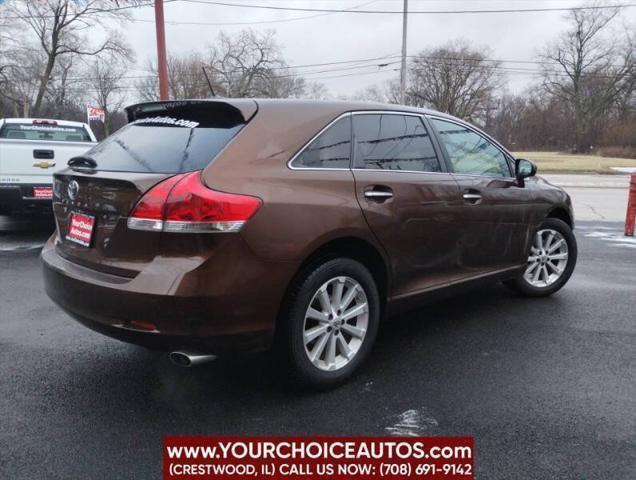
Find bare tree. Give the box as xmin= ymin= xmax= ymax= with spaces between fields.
xmin=86 ymin=54 xmax=132 ymax=136
xmin=167 ymin=53 xmax=217 ymax=99
xmin=541 ymin=3 xmax=635 ymax=151
xmin=0 ymin=47 xmax=45 ymax=117
xmin=5 ymin=0 xmax=132 ymax=116
xmin=136 ymin=53 xmax=218 ymax=101
xmin=353 ymin=80 xmax=401 ymax=104
xmin=305 ymin=82 xmax=330 ymax=101
xmin=261 ymin=72 xmax=306 ymax=98
xmin=352 ymin=83 xmax=390 ymax=103
xmin=0 ymin=9 xmax=16 ymax=94
xmin=46 ymin=57 xmax=80 ymax=113
xmin=487 ymin=90 xmax=571 ymax=150
xmin=134 ymin=61 xmax=160 ymax=102
xmin=0 ymin=8 xmax=31 ymax=116
xmin=136 ymin=31 xmax=322 ymax=101
xmin=208 ymin=30 xmax=305 ymax=98
xmin=407 ymin=41 xmax=503 ymax=122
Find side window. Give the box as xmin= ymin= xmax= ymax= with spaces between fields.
xmin=353 ymin=114 xmax=441 ymax=172
xmin=291 ymin=116 xmax=351 ymax=169
xmin=430 ymin=118 xmax=511 ymax=177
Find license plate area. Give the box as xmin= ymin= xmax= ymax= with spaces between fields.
xmin=66 ymin=212 xmax=95 ymax=247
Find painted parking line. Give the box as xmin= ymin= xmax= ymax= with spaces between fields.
xmin=580 ymin=229 xmax=636 ymax=249
xmin=577 ymin=226 xmax=624 ymax=230
xmin=0 ymin=216 xmax=53 ymax=252
xmin=0 ymin=234 xmax=49 ymax=252
xmin=385 ymin=408 xmax=439 ymax=437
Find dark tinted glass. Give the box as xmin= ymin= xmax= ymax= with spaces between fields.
xmin=353 ymin=114 xmax=441 ymax=172
xmin=292 ymin=116 xmax=351 ymax=169
xmin=431 ymin=118 xmax=510 ymax=177
xmin=0 ymin=123 xmax=91 ymax=142
xmin=83 ymin=122 xmax=242 ymax=173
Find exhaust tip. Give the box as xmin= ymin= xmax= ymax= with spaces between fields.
xmin=169 ymin=351 xmax=192 ymax=367
xmin=169 ymin=350 xmax=216 ymax=367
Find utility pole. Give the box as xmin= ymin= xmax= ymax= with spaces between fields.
xmin=154 ymin=0 xmax=169 ymax=100
xmin=399 ymin=0 xmax=408 ymax=104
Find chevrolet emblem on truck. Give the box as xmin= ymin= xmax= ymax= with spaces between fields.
xmin=33 ymin=160 xmax=57 ymax=169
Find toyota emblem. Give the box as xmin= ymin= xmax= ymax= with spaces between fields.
xmin=67 ymin=180 xmax=80 ymax=200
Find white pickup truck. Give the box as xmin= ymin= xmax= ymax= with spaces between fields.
xmin=0 ymin=118 xmax=96 ymax=216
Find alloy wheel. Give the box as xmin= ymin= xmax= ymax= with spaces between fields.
xmin=303 ymin=276 xmax=369 ymax=371
xmin=524 ymin=228 xmax=569 ymax=288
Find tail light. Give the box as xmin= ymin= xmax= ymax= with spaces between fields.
xmin=127 ymin=171 xmax=262 ymax=233
xmin=32 ymin=119 xmax=58 ymax=125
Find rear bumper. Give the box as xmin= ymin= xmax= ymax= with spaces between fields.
xmin=0 ymin=183 xmax=52 ymax=215
xmin=41 ymin=235 xmax=300 ymax=355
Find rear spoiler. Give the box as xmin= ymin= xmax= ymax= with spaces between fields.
xmin=125 ymin=100 xmax=258 ymax=128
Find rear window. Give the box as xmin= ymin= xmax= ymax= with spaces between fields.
xmin=291 ymin=116 xmax=351 ymax=169
xmin=0 ymin=123 xmax=91 ymax=142
xmin=82 ymin=103 xmax=246 ymax=173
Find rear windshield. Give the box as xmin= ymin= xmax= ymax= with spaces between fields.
xmin=0 ymin=123 xmax=91 ymax=142
xmin=82 ymin=113 xmax=244 ymax=173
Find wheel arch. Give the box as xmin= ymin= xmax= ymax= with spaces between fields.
xmin=275 ymin=236 xmax=390 ymax=336
xmin=301 ymin=236 xmax=389 ymax=298
xmin=546 ymin=207 xmax=573 ymax=228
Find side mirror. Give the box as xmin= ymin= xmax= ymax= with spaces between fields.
xmin=515 ymin=158 xmax=537 ymax=185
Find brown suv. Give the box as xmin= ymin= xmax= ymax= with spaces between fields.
xmin=42 ymin=99 xmax=577 ymax=388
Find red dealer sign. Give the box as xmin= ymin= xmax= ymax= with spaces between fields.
xmin=163 ymin=436 xmax=474 ymax=479
xmin=65 ymin=213 xmax=95 ymax=247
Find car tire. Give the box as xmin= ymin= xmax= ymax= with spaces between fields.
xmin=279 ymin=258 xmax=380 ymax=390
xmin=505 ymin=217 xmax=577 ymax=297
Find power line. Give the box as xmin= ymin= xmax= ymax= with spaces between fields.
xmin=61 ymin=65 xmax=626 ymax=93
xmin=258 ymin=53 xmax=628 ymax=73
xmin=126 ymin=0 xmax=379 ymax=26
xmin=175 ymin=0 xmax=636 ymax=14
xmin=29 ymin=60 xmax=628 ymax=98
xmin=5 ymin=0 xmax=632 ymax=23
xmin=39 ymin=48 xmax=631 ymax=83
xmin=304 ymin=68 xmax=400 ymax=81
xmin=57 ymin=57 xmax=403 ymax=82
xmin=83 ymin=66 xmax=401 ymax=88
xmin=118 ymin=1 xmax=636 ymax=27
xmin=250 ymin=0 xmax=589 ymax=1
xmin=200 ymin=60 xmax=401 ymax=80
xmin=0 ymin=0 xmax=179 ymax=21
xmin=410 ymin=54 xmax=628 ymax=69
xmin=294 ymin=52 xmax=402 ymax=69
xmin=0 ymin=0 xmax=379 ymax=27
xmin=57 ymin=58 xmax=628 ymax=84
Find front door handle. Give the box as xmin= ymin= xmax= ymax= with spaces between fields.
xmin=364 ymin=191 xmax=393 ymax=199
xmin=463 ymin=193 xmax=482 ymax=204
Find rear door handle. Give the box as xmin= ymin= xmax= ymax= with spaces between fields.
xmin=364 ymin=186 xmax=393 ymax=202
xmin=463 ymin=193 xmax=482 ymax=204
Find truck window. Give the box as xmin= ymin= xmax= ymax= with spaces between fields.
xmin=0 ymin=123 xmax=92 ymax=142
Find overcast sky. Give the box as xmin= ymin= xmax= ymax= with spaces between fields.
xmin=119 ymin=0 xmax=631 ymax=98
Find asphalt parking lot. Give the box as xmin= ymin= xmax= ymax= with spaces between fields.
xmin=542 ymin=173 xmax=631 ymax=222
xmin=1 ymin=218 xmax=634 ymax=480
